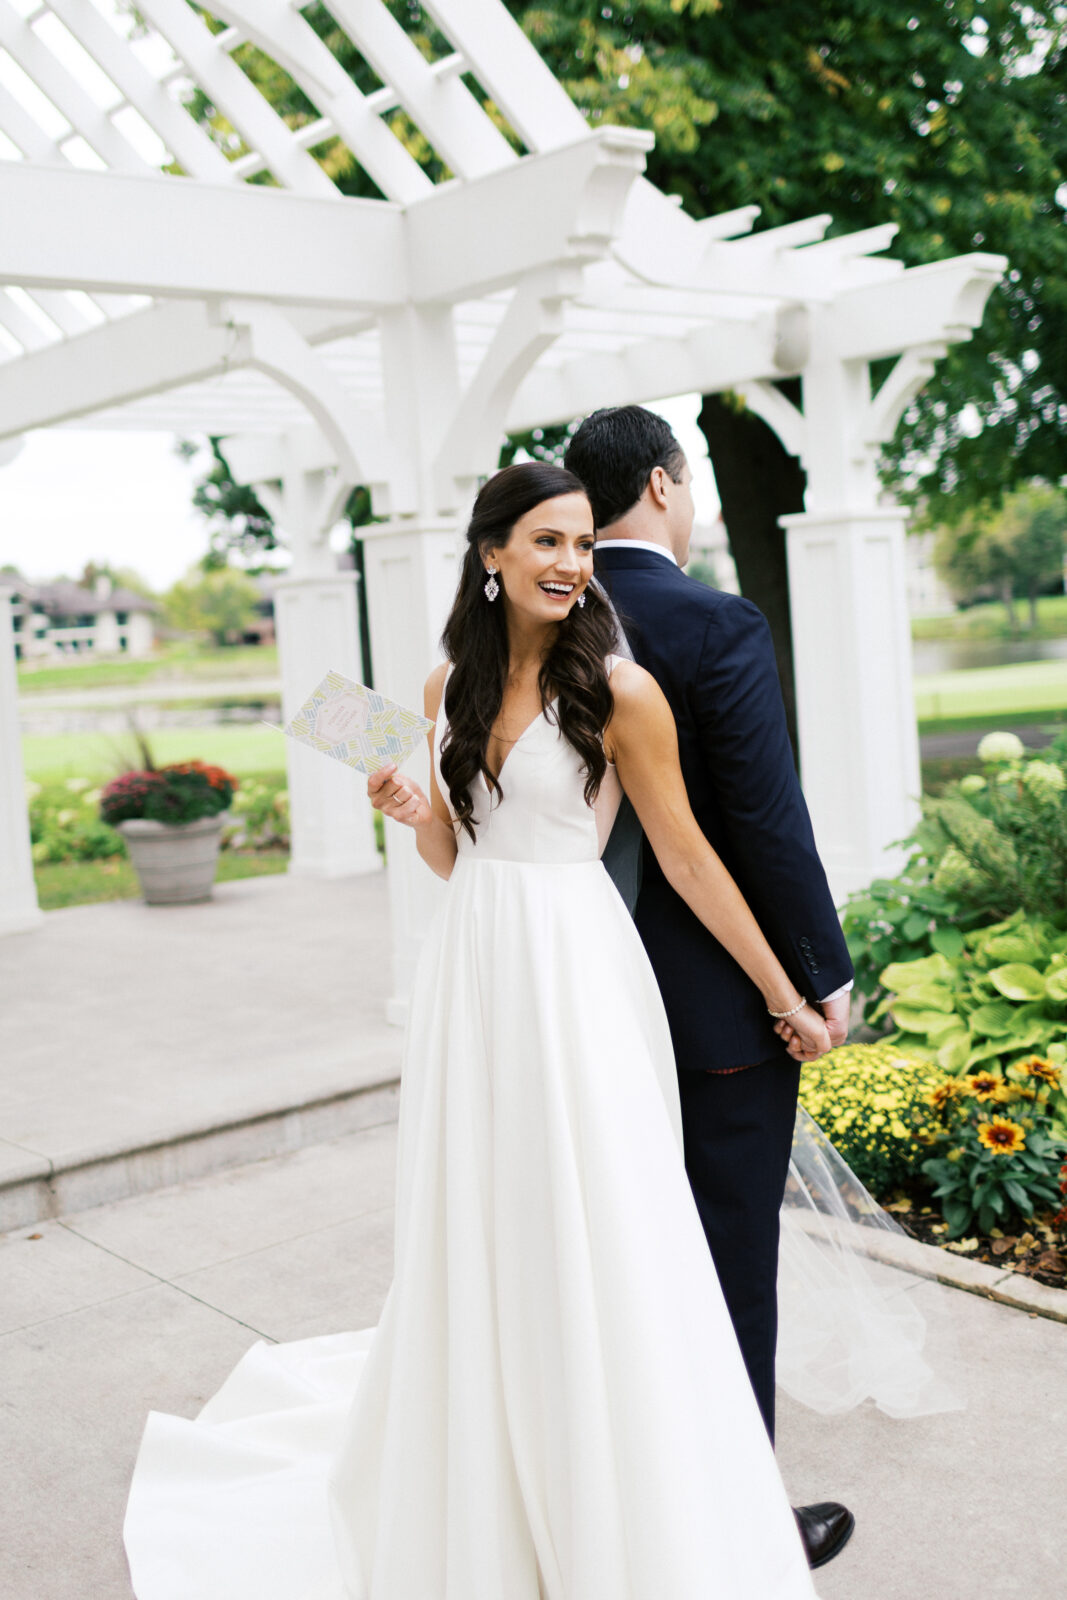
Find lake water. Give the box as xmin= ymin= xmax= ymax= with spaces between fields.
xmin=911 ymin=638 xmax=1067 ymax=675
xmin=19 ymin=700 xmax=280 ymax=737
xmin=18 ymin=636 xmax=1067 ymax=737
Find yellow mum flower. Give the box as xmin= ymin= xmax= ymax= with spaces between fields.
xmin=977 ymin=1117 xmax=1026 ymax=1155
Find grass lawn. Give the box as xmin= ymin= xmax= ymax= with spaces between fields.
xmin=34 ymin=849 xmax=290 ymax=910
xmin=22 ymin=725 xmax=287 ymax=782
xmin=17 ymin=642 xmax=278 ymax=694
xmin=913 ymin=658 xmax=1067 ymax=722
xmin=911 ymin=594 xmax=1067 ymax=642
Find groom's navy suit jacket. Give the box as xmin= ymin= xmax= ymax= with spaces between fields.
xmin=595 ymin=546 xmax=853 ymax=1073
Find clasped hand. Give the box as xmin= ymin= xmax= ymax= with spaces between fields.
xmin=368 ymin=762 xmax=432 ymax=828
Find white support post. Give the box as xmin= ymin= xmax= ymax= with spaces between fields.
xmin=359 ymin=517 xmax=460 ymax=1023
xmin=781 ymin=508 xmax=921 ymax=902
xmin=0 ymin=588 xmax=42 ymax=935
xmin=247 ymin=456 xmax=382 ymax=881
xmin=272 ymin=570 xmax=382 ymax=878
xmin=769 ymin=336 xmax=926 ymax=904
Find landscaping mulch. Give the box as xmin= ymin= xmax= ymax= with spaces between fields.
xmin=885 ymin=1193 xmax=1067 ymax=1291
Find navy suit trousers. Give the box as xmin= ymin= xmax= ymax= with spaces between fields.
xmin=676 ymin=1057 xmax=801 ymax=1444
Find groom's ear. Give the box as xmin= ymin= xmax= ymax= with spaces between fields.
xmin=647 ymin=467 xmax=671 ymax=510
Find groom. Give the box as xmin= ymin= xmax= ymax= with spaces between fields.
xmin=565 ymin=406 xmax=856 ymax=1572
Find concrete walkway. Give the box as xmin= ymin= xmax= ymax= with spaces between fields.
xmin=2 ymin=879 xmax=1064 ymax=1598
xmin=2 ymin=1118 xmax=1064 ymax=1600
xmin=0 ymin=873 xmax=400 ymax=1228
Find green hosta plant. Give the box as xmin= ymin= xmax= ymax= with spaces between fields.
xmin=921 ymin=1058 xmax=1066 ymax=1237
xmin=842 ymin=738 xmax=1067 ymax=1023
xmin=875 ymin=913 xmax=1067 ymax=1129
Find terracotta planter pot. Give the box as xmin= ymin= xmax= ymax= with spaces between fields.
xmin=118 ymin=814 xmax=228 ymax=905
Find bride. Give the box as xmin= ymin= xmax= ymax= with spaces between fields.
xmin=124 ymin=461 xmax=831 ymax=1599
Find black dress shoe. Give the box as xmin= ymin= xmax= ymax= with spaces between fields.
xmin=793 ymin=1502 xmax=855 ymax=1569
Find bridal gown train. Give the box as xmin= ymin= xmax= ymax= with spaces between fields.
xmin=124 ymin=664 xmax=816 ymax=1600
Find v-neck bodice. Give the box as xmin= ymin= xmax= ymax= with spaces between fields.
xmin=435 ymin=661 xmax=624 ymax=864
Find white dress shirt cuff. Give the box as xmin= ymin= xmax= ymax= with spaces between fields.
xmin=819 ymin=981 xmax=854 ymax=1004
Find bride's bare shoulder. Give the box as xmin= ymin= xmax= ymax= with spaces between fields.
xmin=424 ymin=660 xmax=450 ymax=718
xmin=608 ymin=658 xmax=662 ymax=711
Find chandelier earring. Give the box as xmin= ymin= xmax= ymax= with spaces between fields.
xmin=483 ymin=565 xmax=499 ymax=603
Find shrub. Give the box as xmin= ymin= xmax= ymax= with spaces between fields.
xmin=222 ymin=776 xmax=289 ymax=851
xmin=100 ymin=760 xmax=237 ymax=827
xmin=28 ymin=779 xmax=124 ymax=865
xmin=875 ymin=914 xmax=1067 ymax=1119
xmin=842 ymin=736 xmax=1067 ymax=1021
xmin=798 ymin=1042 xmax=942 ymax=1196
xmin=922 ymin=1058 xmax=1066 ymax=1237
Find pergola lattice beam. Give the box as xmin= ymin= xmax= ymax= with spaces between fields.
xmin=507 ymin=313 xmax=782 ymax=431
xmin=304 ymin=0 xmax=515 ymax=180
xmin=420 ymin=0 xmax=588 ymax=153
xmin=0 ymin=299 xmax=235 ymax=438
xmin=826 ymin=254 xmax=1007 ymax=362
xmin=0 ymin=0 xmax=151 ymax=173
xmin=44 ymin=0 xmax=238 ymax=183
xmin=133 ymin=0 xmax=340 ymax=197
xmin=0 ymin=163 xmax=405 ymax=306
xmin=201 ymin=0 xmax=435 ymax=203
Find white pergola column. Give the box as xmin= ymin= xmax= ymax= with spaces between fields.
xmin=742 ymin=338 xmax=938 ymax=901
xmin=246 ymin=454 xmax=381 ymax=880
xmin=359 ymin=518 xmax=460 ymax=1022
xmin=782 ymin=508 xmax=920 ymax=899
xmin=272 ymin=570 xmax=382 ymax=878
xmin=0 ymin=588 xmax=42 ymax=935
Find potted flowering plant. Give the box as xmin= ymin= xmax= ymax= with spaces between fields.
xmin=100 ymin=761 xmax=238 ymax=904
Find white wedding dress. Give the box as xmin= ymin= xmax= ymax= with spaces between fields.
xmin=124 ymin=663 xmax=816 ymax=1600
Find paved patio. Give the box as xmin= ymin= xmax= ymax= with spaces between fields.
xmin=1 ymin=878 xmax=1064 ymax=1598
xmin=0 ymin=872 xmax=400 ymax=1228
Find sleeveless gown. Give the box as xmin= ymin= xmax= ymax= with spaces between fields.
xmin=124 ymin=665 xmax=816 ymax=1600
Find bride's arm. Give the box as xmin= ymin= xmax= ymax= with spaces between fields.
xmin=605 ymin=661 xmax=830 ymax=1060
xmin=367 ymin=663 xmax=458 ymax=880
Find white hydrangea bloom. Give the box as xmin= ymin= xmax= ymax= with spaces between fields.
xmin=958 ymin=774 xmax=987 ymax=795
xmin=1022 ymin=760 xmax=1067 ymax=802
xmin=976 ymin=731 xmax=1026 ymax=763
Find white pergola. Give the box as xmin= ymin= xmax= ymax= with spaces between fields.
xmin=0 ymin=0 xmax=1005 ymax=1013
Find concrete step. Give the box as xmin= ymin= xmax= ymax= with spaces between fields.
xmin=0 ymin=1075 xmax=399 ymax=1233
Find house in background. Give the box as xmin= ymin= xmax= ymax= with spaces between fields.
xmin=7 ymin=573 xmax=158 ymax=662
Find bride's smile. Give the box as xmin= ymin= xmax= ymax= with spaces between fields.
xmin=484 ymin=490 xmax=595 ymax=624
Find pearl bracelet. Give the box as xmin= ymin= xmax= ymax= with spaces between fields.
xmin=767 ymin=997 xmax=807 ymax=1020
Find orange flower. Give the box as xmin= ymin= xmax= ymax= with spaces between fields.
xmin=977 ymin=1117 xmax=1026 ymax=1155
xmin=928 ymin=1079 xmax=966 ymax=1111
xmin=1022 ymin=1057 xmax=1062 ymax=1089
xmin=966 ymin=1072 xmax=1009 ymax=1103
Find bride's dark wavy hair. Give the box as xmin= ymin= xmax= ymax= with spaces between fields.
xmin=440 ymin=462 xmax=618 ymax=840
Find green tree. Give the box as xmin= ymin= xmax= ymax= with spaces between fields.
xmin=934 ymin=484 xmax=1067 ymax=631
xmin=506 ymin=0 xmax=1067 ymax=739
xmin=174 ymin=3 xmax=1067 ymax=734
xmin=165 ymin=566 xmax=261 ymax=646
xmin=78 ymin=561 xmax=157 ymax=601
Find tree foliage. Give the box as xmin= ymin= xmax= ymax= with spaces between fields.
xmin=508 ymin=0 xmax=1067 ymax=519
xmin=164 ymin=565 xmax=261 ymax=646
xmin=933 ymin=484 xmax=1067 ymax=628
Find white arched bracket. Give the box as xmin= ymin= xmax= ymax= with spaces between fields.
xmin=865 ymin=343 xmax=946 ymax=450
xmin=213 ymin=300 xmax=388 ymax=492
xmin=434 ymin=263 xmax=582 ymax=508
xmin=734 ymin=379 xmax=807 ymax=462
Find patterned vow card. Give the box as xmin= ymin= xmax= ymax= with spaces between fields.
xmin=276 ymin=669 xmax=433 ymax=775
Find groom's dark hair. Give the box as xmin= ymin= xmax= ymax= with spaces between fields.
xmin=564 ymin=406 xmax=686 ymax=530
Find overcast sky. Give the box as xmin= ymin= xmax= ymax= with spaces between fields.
xmin=0 ymin=396 xmax=721 ymax=593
